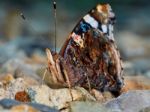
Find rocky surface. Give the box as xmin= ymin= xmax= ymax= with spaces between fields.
xmin=122 ymin=76 xmax=150 ymax=92
xmin=139 ymin=106 xmax=150 ymax=112
xmin=29 ymin=85 xmax=97 ymax=110
xmin=69 ymin=90 xmax=150 ymax=112
xmin=0 ymin=38 xmax=51 ymax=64
xmin=0 ymin=73 xmax=150 ymax=112
xmin=0 ymin=77 xmax=27 ymax=100
xmin=105 ymin=90 xmax=150 ymax=112
xmin=0 ymin=76 xmax=98 ymax=111
xmin=1 ymin=58 xmax=44 ymax=81
xmin=0 ymin=99 xmax=58 ymax=112
xmin=70 ymin=101 xmax=110 ymax=112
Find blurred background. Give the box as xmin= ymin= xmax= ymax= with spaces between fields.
xmin=0 ymin=0 xmax=150 ymax=78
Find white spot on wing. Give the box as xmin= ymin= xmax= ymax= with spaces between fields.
xmin=83 ymin=14 xmax=98 ymax=29
xmin=101 ymin=24 xmax=107 ymax=33
xmin=108 ymin=24 xmax=114 ymax=41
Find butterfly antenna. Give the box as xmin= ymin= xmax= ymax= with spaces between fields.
xmin=53 ymin=0 xmax=57 ymax=52
xmin=20 ymin=13 xmax=26 ymax=20
xmin=20 ymin=12 xmax=38 ymax=36
xmin=20 ymin=12 xmax=48 ymax=86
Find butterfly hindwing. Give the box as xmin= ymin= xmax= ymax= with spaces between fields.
xmin=59 ymin=4 xmax=123 ymax=93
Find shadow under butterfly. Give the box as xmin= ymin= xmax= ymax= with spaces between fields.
xmin=46 ymin=4 xmax=124 ymax=96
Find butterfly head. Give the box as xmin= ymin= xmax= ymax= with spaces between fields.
xmin=95 ymin=4 xmax=116 ymax=24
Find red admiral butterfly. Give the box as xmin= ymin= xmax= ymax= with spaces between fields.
xmin=46 ymin=4 xmax=124 ymax=94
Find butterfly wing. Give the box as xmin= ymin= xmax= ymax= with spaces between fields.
xmin=59 ymin=4 xmax=123 ymax=92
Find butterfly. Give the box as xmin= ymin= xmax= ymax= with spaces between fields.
xmin=46 ymin=4 xmax=124 ymax=95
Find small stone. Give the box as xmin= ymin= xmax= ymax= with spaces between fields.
xmin=121 ymin=76 xmax=150 ymax=92
xmin=26 ymin=85 xmax=96 ymax=110
xmin=91 ymin=89 xmax=114 ymax=103
xmin=91 ymin=89 xmax=105 ymax=102
xmin=74 ymin=87 xmax=96 ymax=101
xmin=70 ymin=101 xmax=110 ymax=112
xmin=11 ymin=104 xmax=39 ymax=112
xmin=27 ymin=85 xmax=52 ymax=106
xmin=6 ymin=78 xmax=28 ymax=99
xmin=49 ymin=87 xmax=82 ymax=109
xmin=105 ymin=90 xmax=150 ymax=112
xmin=49 ymin=87 xmax=97 ymax=109
xmin=0 ymin=99 xmax=20 ymax=108
xmin=1 ymin=58 xmax=42 ymax=82
xmin=2 ymin=74 xmax=14 ymax=83
xmin=139 ymin=106 xmax=150 ymax=112
xmin=0 ymin=74 xmax=14 ymax=86
xmin=15 ymin=91 xmax=31 ymax=102
xmin=0 ymin=99 xmax=58 ymax=112
xmin=0 ymin=88 xmax=6 ymax=100
xmin=14 ymin=70 xmax=40 ymax=86
xmin=103 ymin=91 xmax=114 ymax=101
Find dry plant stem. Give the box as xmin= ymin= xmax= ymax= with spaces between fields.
xmin=63 ymin=69 xmax=73 ymax=101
